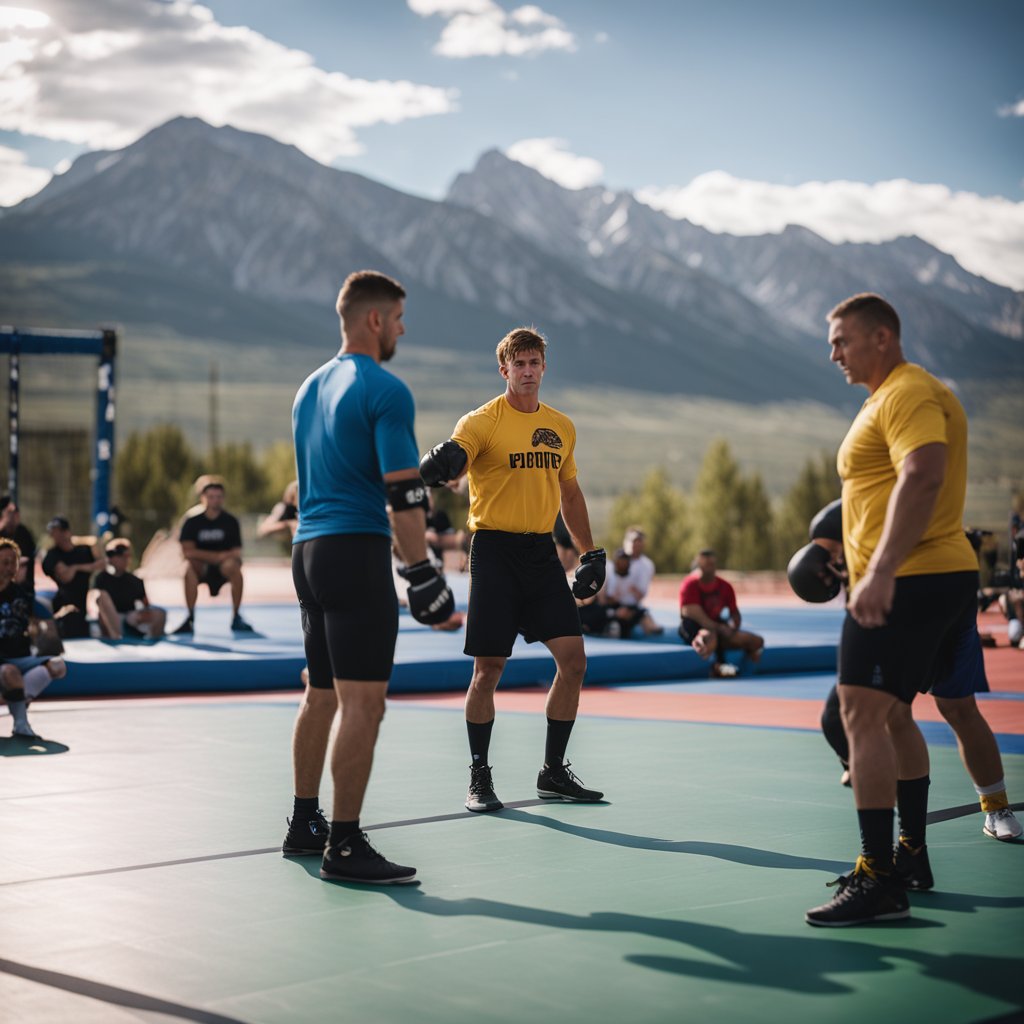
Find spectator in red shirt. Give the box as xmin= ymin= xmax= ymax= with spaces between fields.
xmin=678 ymin=549 xmax=764 ymax=677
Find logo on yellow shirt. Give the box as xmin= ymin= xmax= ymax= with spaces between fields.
xmin=531 ymin=428 xmax=563 ymax=449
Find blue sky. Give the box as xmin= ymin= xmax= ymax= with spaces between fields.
xmin=1 ymin=0 xmax=1022 ymax=286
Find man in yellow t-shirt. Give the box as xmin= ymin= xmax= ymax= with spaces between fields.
xmin=806 ymin=293 xmax=980 ymax=929
xmin=419 ymin=327 xmax=607 ymax=813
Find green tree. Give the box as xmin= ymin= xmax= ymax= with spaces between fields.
xmin=605 ymin=467 xmax=692 ymax=573
xmin=690 ymin=439 xmax=744 ymax=567
xmin=202 ymin=442 xmax=270 ymax=512
xmin=115 ymin=424 xmax=199 ymax=550
xmin=775 ymin=451 xmax=841 ymax=565
xmin=732 ymin=471 xmax=776 ymax=570
xmin=260 ymin=440 xmax=298 ymax=507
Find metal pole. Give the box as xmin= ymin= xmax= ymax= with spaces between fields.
xmin=8 ymin=347 xmax=19 ymax=504
xmin=92 ymin=329 xmax=117 ymax=533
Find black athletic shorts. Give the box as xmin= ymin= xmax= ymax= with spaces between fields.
xmin=291 ymin=534 xmax=398 ymax=685
xmin=200 ymin=563 xmax=227 ymax=597
xmin=465 ymin=530 xmax=582 ymax=658
xmin=838 ymin=570 xmax=978 ymax=704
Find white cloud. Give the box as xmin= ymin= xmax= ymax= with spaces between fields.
xmin=408 ymin=0 xmax=575 ymax=58
xmin=998 ymin=98 xmax=1024 ymax=117
xmin=506 ymin=137 xmax=603 ymax=190
xmin=637 ymin=172 xmax=1024 ymax=291
xmin=0 ymin=142 xmax=51 ymax=203
xmin=0 ymin=0 xmax=457 ymax=163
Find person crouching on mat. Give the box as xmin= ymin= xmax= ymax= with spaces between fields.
xmin=420 ymin=327 xmax=606 ymax=814
xmin=0 ymin=538 xmax=67 ymax=738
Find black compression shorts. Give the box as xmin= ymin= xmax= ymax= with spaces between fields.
xmin=465 ymin=530 xmax=582 ymax=658
xmin=291 ymin=534 xmax=398 ymax=685
xmin=200 ymin=563 xmax=227 ymax=597
xmin=838 ymin=570 xmax=978 ymax=704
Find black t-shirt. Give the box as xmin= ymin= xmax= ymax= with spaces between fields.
xmin=179 ymin=510 xmax=243 ymax=552
xmin=92 ymin=570 xmax=147 ymax=613
xmin=41 ymin=543 xmax=96 ymax=611
xmin=0 ymin=581 xmax=33 ymax=659
xmin=1 ymin=523 xmax=36 ymax=596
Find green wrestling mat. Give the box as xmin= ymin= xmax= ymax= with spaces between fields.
xmin=2 ymin=697 xmax=1022 ymax=1024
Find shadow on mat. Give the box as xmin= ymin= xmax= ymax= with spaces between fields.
xmin=369 ymin=889 xmax=1022 ymax=1004
xmin=0 ymin=735 xmax=69 ymax=756
xmin=496 ymin=808 xmax=849 ymax=874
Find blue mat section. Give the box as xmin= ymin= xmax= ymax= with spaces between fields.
xmin=46 ymin=603 xmax=844 ymax=698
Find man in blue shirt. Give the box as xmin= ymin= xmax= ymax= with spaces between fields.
xmin=284 ymin=270 xmax=453 ymax=885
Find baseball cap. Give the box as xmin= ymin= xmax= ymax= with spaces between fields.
xmin=47 ymin=515 xmax=71 ymax=531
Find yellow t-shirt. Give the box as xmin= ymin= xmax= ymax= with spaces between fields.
xmin=451 ymin=395 xmax=578 ymax=534
xmin=837 ymin=362 xmax=976 ymax=588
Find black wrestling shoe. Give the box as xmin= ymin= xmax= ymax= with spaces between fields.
xmin=231 ymin=613 xmax=256 ymax=633
xmin=282 ymin=808 xmax=330 ymax=856
xmin=171 ymin=615 xmax=194 ymax=635
xmin=320 ymin=832 xmax=417 ymax=885
xmin=465 ymin=764 xmax=503 ymax=813
xmin=892 ymin=837 xmax=934 ymax=891
xmin=537 ymin=762 xmax=604 ymax=802
xmin=806 ymin=857 xmax=910 ymax=927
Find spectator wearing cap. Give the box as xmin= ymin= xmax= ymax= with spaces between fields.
xmin=622 ymin=526 xmax=665 ymax=636
xmin=173 ymin=476 xmax=253 ymax=634
xmin=678 ymin=548 xmax=764 ymax=677
xmin=40 ymin=516 xmax=105 ymax=639
xmin=91 ymin=539 xmax=166 ymax=641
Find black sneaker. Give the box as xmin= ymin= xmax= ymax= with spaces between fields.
xmin=466 ymin=764 xmax=503 ymax=813
xmin=537 ymin=762 xmax=604 ymax=802
xmin=282 ymin=808 xmax=330 ymax=856
xmin=123 ymin=621 xmax=146 ymax=639
xmin=892 ymin=837 xmax=934 ymax=891
xmin=320 ymin=832 xmax=417 ymax=885
xmin=806 ymin=857 xmax=910 ymax=927
xmin=231 ymin=614 xmax=256 ymax=633
xmin=171 ymin=616 xmax=194 ymax=635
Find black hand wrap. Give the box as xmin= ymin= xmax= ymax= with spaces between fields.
xmin=787 ymin=542 xmax=842 ymax=603
xmin=419 ymin=440 xmax=467 ymax=487
xmin=809 ymin=498 xmax=842 ymax=543
xmin=399 ymin=560 xmax=455 ymax=625
xmin=572 ymin=548 xmax=607 ymax=599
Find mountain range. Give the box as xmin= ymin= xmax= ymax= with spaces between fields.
xmin=1 ymin=116 xmax=1020 ymax=415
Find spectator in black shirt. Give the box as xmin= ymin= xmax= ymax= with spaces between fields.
xmin=0 ymin=538 xmax=67 ymax=738
xmin=41 ymin=516 xmax=104 ymax=639
xmin=0 ymin=495 xmax=36 ymax=596
xmin=173 ymin=476 xmax=253 ymax=634
xmin=91 ymin=539 xmax=167 ymax=641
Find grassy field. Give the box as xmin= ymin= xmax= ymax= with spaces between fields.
xmin=6 ymin=326 xmax=1020 ymax=533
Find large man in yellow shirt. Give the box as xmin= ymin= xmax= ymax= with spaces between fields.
xmin=806 ymin=294 xmax=979 ymax=928
xmin=420 ymin=327 xmax=607 ymax=813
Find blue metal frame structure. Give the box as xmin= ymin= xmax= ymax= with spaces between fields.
xmin=0 ymin=326 xmax=117 ymax=533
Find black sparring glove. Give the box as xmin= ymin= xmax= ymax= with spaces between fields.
xmin=787 ymin=542 xmax=842 ymax=603
xmin=572 ymin=548 xmax=607 ymax=599
xmin=419 ymin=440 xmax=468 ymax=487
xmin=399 ymin=560 xmax=455 ymax=625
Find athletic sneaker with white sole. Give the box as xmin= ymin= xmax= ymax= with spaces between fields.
xmin=465 ymin=764 xmax=503 ymax=813
xmin=320 ymin=832 xmax=416 ymax=885
xmin=984 ymin=808 xmax=1023 ymax=841
xmin=806 ymin=857 xmax=910 ymax=927
xmin=537 ymin=762 xmax=604 ymax=802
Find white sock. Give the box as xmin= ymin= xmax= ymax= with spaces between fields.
xmin=974 ymin=778 xmax=1007 ymax=796
xmin=22 ymin=665 xmax=52 ymax=700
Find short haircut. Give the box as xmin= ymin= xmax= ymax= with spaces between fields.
xmin=336 ymin=270 xmax=406 ymax=321
xmin=827 ymin=293 xmax=901 ymax=339
xmin=105 ymin=538 xmax=132 ymax=555
xmin=194 ymin=474 xmax=226 ymax=496
xmin=0 ymin=536 xmax=20 ymax=557
xmin=496 ymin=327 xmax=547 ymax=367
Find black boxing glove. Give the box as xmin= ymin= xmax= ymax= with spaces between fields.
xmin=787 ymin=542 xmax=842 ymax=603
xmin=572 ymin=548 xmax=607 ymax=599
xmin=419 ymin=440 xmax=467 ymax=487
xmin=399 ymin=560 xmax=455 ymax=624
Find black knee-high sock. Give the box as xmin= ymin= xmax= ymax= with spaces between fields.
xmin=467 ymin=719 xmax=494 ymax=766
xmin=857 ymin=808 xmax=894 ymax=871
xmin=545 ymin=718 xmax=575 ymax=768
xmin=897 ymin=775 xmax=930 ymax=848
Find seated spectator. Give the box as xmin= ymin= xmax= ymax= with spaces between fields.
xmin=678 ymin=548 xmax=764 ymax=677
xmin=622 ymin=526 xmax=665 ymax=636
xmin=41 ymin=516 xmax=105 ymax=639
xmin=0 ymin=495 xmax=36 ymax=595
xmin=257 ymin=480 xmax=299 ymax=542
xmin=91 ymin=539 xmax=167 ymax=641
xmin=173 ymin=476 xmax=253 ymax=634
xmin=0 ymin=537 xmax=67 ymax=738
xmin=1000 ymin=513 xmax=1024 ymax=650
